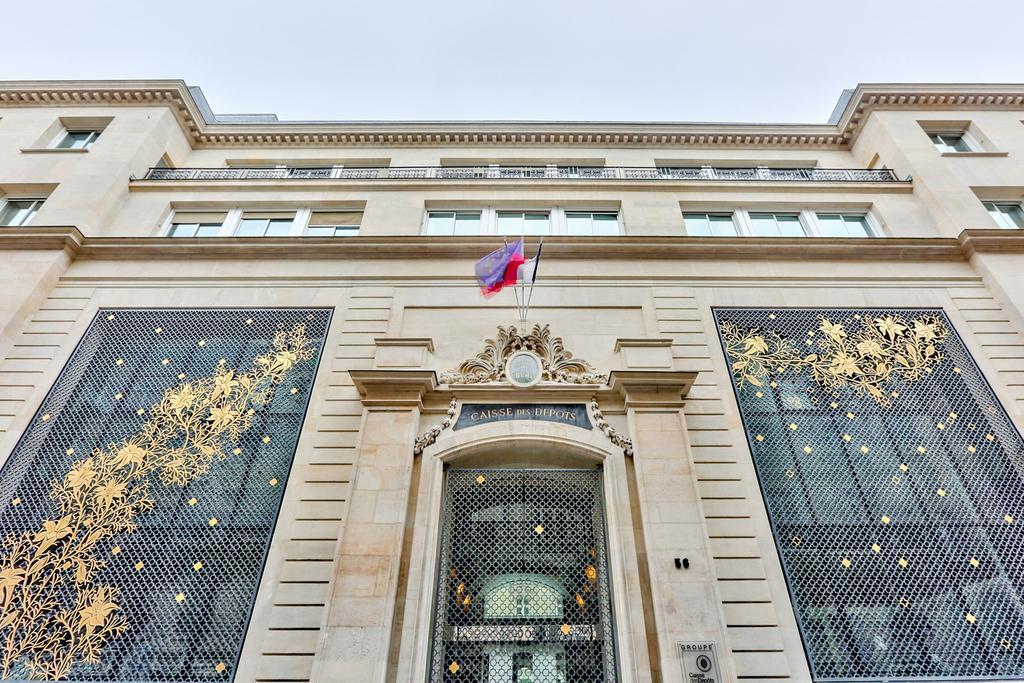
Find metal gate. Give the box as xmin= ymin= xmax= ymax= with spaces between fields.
xmin=716 ymin=308 xmax=1024 ymax=680
xmin=428 ymin=468 xmax=618 ymax=682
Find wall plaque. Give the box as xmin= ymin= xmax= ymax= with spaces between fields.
xmin=453 ymin=403 xmax=592 ymax=431
xmin=678 ymin=641 xmax=721 ymax=683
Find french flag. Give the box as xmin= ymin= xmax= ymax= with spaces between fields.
xmin=475 ymin=239 xmax=542 ymax=297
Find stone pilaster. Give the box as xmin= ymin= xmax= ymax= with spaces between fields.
xmin=313 ymin=370 xmax=436 ymax=682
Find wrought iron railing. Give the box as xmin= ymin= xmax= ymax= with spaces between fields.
xmin=141 ymin=165 xmax=904 ymax=183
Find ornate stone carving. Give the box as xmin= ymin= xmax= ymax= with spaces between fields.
xmin=440 ymin=325 xmax=606 ymax=385
xmin=591 ymin=398 xmax=633 ymax=457
xmin=413 ymin=398 xmax=458 ymax=455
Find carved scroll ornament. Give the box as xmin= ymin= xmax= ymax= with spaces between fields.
xmin=440 ymin=324 xmax=606 ymax=385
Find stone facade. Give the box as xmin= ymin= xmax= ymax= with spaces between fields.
xmin=0 ymin=80 xmax=1023 ymax=682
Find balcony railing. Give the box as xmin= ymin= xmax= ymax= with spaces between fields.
xmin=141 ymin=165 xmax=904 ymax=183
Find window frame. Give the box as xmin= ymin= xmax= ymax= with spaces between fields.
xmin=163 ymin=207 xmax=362 ymax=238
xmin=927 ymin=130 xmax=977 ymax=154
xmin=982 ymin=201 xmax=1024 ymax=230
xmin=53 ymin=129 xmax=100 ymax=150
xmin=420 ymin=207 xmax=621 ymax=236
xmin=0 ymin=198 xmax=45 ymax=227
xmin=682 ymin=208 xmax=881 ymax=238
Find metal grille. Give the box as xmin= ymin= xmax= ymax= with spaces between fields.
xmin=715 ymin=308 xmax=1024 ymax=680
xmin=428 ymin=468 xmax=617 ymax=682
xmin=0 ymin=308 xmax=330 ymax=681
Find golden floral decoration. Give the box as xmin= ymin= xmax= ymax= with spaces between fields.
xmin=721 ymin=313 xmax=948 ymax=405
xmin=0 ymin=324 xmax=314 ymax=680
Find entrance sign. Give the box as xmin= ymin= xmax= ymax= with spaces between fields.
xmin=678 ymin=641 xmax=721 ymax=683
xmin=505 ymin=350 xmax=543 ymax=387
xmin=453 ymin=403 xmax=592 ymax=431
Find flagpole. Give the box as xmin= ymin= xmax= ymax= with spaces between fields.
xmin=523 ymin=236 xmax=542 ymax=322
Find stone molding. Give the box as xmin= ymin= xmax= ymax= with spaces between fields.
xmin=348 ymin=369 xmax=437 ymax=407
xmin=5 ymin=227 xmax=1024 ymax=263
xmin=608 ymin=370 xmax=698 ymax=410
xmin=3 ymin=80 xmax=1024 ymax=148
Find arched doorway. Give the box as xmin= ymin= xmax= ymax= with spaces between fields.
xmin=427 ymin=467 xmax=617 ymax=682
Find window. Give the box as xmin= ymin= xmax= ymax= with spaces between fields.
xmin=815 ymin=213 xmax=873 ymax=238
xmin=683 ymin=212 xmax=738 ymax=237
xmin=167 ymin=211 xmax=226 ymax=238
xmin=929 ymin=132 xmax=973 ymax=153
xmin=55 ymin=130 xmax=100 ymax=150
xmin=497 ymin=211 xmax=550 ymax=235
xmin=0 ymin=198 xmax=44 ymax=226
xmin=983 ymin=202 xmax=1024 ymax=229
xmin=236 ymin=212 xmax=295 ymax=237
xmin=565 ymin=211 xmax=619 ymax=236
xmin=306 ymin=210 xmax=362 ymax=237
xmin=749 ymin=212 xmax=807 ymax=237
xmin=425 ymin=211 xmax=482 ymax=236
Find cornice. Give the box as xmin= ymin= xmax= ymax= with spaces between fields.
xmin=1 ymin=81 xmax=1023 ymax=149
xmin=2 ymin=227 xmax=1020 ymax=262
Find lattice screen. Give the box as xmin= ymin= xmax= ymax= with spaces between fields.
xmin=0 ymin=308 xmax=330 ymax=681
xmin=429 ymin=468 xmax=618 ymax=682
xmin=716 ymin=307 xmax=1024 ymax=680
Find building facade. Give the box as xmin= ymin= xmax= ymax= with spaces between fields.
xmin=0 ymin=80 xmax=1023 ymax=682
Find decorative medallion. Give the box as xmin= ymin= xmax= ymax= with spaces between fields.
xmin=440 ymin=324 xmax=606 ymax=385
xmin=505 ymin=350 xmax=543 ymax=388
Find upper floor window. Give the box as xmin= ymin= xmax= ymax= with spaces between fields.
xmin=306 ymin=210 xmax=361 ymax=237
xmin=0 ymin=198 xmax=44 ymax=227
xmin=496 ymin=211 xmax=550 ymax=236
xmin=683 ymin=212 xmax=739 ymax=237
xmin=983 ymin=202 xmax=1024 ymax=230
xmin=426 ymin=211 xmax=482 ymax=236
xmin=55 ymin=130 xmax=100 ymax=150
xmin=167 ymin=211 xmax=226 ymax=238
xmin=929 ymin=132 xmax=973 ymax=153
xmin=748 ymin=212 xmax=807 ymax=237
xmin=236 ymin=212 xmax=295 ymax=237
xmin=565 ymin=211 xmax=619 ymax=236
xmin=815 ymin=213 xmax=874 ymax=238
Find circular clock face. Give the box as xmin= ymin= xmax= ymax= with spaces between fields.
xmin=506 ymin=351 xmax=543 ymax=388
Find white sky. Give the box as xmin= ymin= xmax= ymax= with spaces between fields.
xmin=3 ymin=0 xmax=1024 ymax=123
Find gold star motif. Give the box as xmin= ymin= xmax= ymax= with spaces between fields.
xmin=899 ymin=597 xmax=910 ymax=608
xmin=871 ymin=543 xmax=881 ymax=553
xmin=898 ymin=558 xmax=908 ymax=568
xmin=954 ymin=366 xmax=961 ymax=374
xmin=66 ymin=448 xmax=74 ymax=455
xmin=269 ymin=478 xmax=278 ymax=486
xmin=136 ymin=408 xmax=145 ymax=416
xmin=949 ymin=412 xmax=957 ymax=420
xmin=245 ymin=318 xmax=254 ymax=325
xmin=111 ymin=546 xmax=121 ymax=555
xmin=789 ymin=423 xmax=798 ymax=431
xmin=937 ymin=488 xmax=946 ymax=497
xmin=161 ymin=358 xmax=170 ymax=366
xmin=860 ymin=445 xmax=870 ymax=454
xmin=1002 ymin=639 xmax=1012 ymax=651
xmin=841 ymin=558 xmax=851 ymax=568
xmin=560 ymin=623 xmax=571 ymax=635
xmin=755 ymin=434 xmax=764 ymax=442
xmin=843 ymin=434 xmax=851 ymax=442
xmin=917 ymin=445 xmax=926 ymax=454
xmin=784 ymin=469 xmax=795 ymax=478
xmin=967 ymin=445 xmax=976 ymax=454
xmin=262 ymin=435 xmax=271 ymax=444
xmin=175 ymin=593 xmax=185 ymax=604
xmin=891 ymin=476 xmax=901 ymax=485
xmin=448 ymin=662 xmax=460 ymax=674
xmin=115 ymin=358 xmax=124 ymax=366
xmin=135 ymin=561 xmax=144 ymax=570
xmin=218 ymin=358 xmax=226 ymax=366
xmin=769 ymin=313 xmax=776 ymax=319
xmin=881 ymin=515 xmax=891 ymax=524
xmin=114 ymin=393 xmax=123 ymax=400
xmin=1005 ymin=514 xmax=1014 ymax=524
xmin=290 ymin=387 xmax=299 ymax=395
xmin=154 ymin=327 xmax=163 ymax=334
xmin=232 ymin=448 xmax=242 ymax=455
xmin=106 ymin=314 xmax=115 ymax=321
xmin=899 ymin=463 xmax=909 ymax=472
xmin=769 ymin=381 xmax=778 ymax=388
xmin=10 ymin=498 xmax=20 ymax=507
xmin=209 ymin=517 xmax=218 ymax=527
xmin=534 ymin=524 xmax=544 ymax=534
xmin=966 ymin=612 xmax=977 ymax=624
xmin=987 ymin=434 xmax=996 ymax=441
xmin=193 ymin=561 xmax=203 ymax=571
xmin=476 ymin=475 xmax=486 ymax=484
xmin=198 ymin=340 xmax=207 ymax=347
xmin=188 ymin=497 xmax=197 ymax=506
xmin=177 ymin=373 xmax=186 ymax=380
xmin=215 ymin=663 xmax=226 ymax=674
xmin=755 ymin=391 xmax=763 ymax=398
xmin=41 ymin=414 xmax=51 ymax=422
xmin=803 ymin=445 xmax=812 ymax=454
xmin=937 ymin=422 xmax=945 ymax=430
xmin=970 ymin=557 xmax=980 ymax=568
xmin=830 ymin=402 xmax=839 ymax=409
xmin=846 ymin=412 xmax=855 ymax=420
